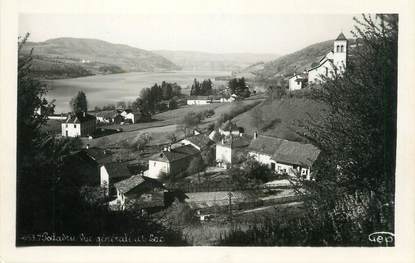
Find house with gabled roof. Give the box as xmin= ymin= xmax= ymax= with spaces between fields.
xmin=179 ymin=133 xmax=214 ymax=151
xmin=148 ymin=144 xmax=201 ymax=179
xmin=61 ymin=112 xmax=96 ymax=137
xmin=247 ymin=133 xmax=320 ymax=179
xmin=63 ymin=146 xmax=133 ymax=190
xmin=110 ymin=175 xmax=166 ymax=211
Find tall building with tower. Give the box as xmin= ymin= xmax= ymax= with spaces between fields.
xmin=289 ymin=33 xmax=348 ymax=91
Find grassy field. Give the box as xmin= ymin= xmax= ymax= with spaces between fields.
xmin=90 ymin=98 xmax=264 ymax=148
xmin=233 ymin=97 xmax=325 ymax=142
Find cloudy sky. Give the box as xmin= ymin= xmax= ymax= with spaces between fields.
xmin=19 ymin=14 xmax=358 ymax=55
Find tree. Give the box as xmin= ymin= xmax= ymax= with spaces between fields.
xmin=296 ymin=14 xmax=398 ymax=243
xmin=181 ymin=112 xmax=202 ymax=134
xmin=116 ymin=101 xmax=126 ymax=109
xmin=190 ymin=78 xmax=200 ymax=96
xmin=17 ymin=34 xmax=84 ymax=236
xmin=187 ymin=156 xmax=205 ymax=183
xmin=304 ymin=14 xmax=397 ymax=196
xmin=228 ymin=77 xmax=250 ymax=98
xmin=168 ymin=98 xmax=178 ymax=110
xmin=139 ymin=88 xmax=152 ymax=113
xmin=135 ymin=132 xmax=152 ymax=151
xmin=167 ymin=133 xmax=177 ymax=143
xmin=69 ymin=91 xmax=88 ymax=113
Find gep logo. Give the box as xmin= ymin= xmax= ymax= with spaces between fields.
xmin=368 ymin=232 xmax=394 ymax=246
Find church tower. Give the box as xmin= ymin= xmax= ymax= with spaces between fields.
xmin=333 ymin=32 xmax=348 ymax=73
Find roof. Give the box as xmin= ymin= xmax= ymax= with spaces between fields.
xmin=65 ymin=112 xmax=96 ymax=123
xmin=248 ymin=135 xmax=284 ymax=156
xmin=307 ymin=58 xmax=333 ymax=72
xmin=336 ymin=32 xmax=347 ymax=41
xmin=103 ymin=162 xmax=132 ymax=179
xmin=182 ymin=133 xmax=213 ymax=149
xmin=273 ymin=140 xmax=320 ymax=167
xmin=125 ymin=191 xmax=165 ymax=208
xmin=114 ymin=175 xmax=145 ymax=194
xmin=248 ymin=135 xmax=320 ymax=167
xmin=218 ymin=134 xmax=252 ymax=149
xmin=114 ymin=175 xmax=165 ymax=195
xmin=149 ymin=144 xmax=200 ymax=163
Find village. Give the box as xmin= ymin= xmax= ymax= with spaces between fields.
xmin=37 ymin=34 xmax=349 ymax=230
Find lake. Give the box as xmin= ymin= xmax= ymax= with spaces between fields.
xmin=45 ymin=71 xmax=231 ymax=113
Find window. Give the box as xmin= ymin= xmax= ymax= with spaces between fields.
xmin=336 ymin=45 xmax=340 ymax=52
xmin=325 ymin=67 xmax=328 ymax=76
xmin=66 ymin=124 xmax=68 ymax=128
xmin=74 ymin=124 xmax=76 ymax=128
xmin=154 ymin=162 xmax=156 ymax=167
xmin=341 ymin=45 xmax=344 ymax=52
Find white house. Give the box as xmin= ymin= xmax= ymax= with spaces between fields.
xmin=147 ymin=144 xmax=201 ymax=179
xmin=120 ymin=109 xmax=141 ymax=124
xmin=288 ymin=33 xmax=348 ymax=90
xmin=247 ymin=133 xmax=320 ymax=180
xmin=61 ymin=112 xmax=96 ymax=137
xmin=187 ymin=96 xmax=213 ymax=105
xmin=99 ymin=162 xmax=132 ymax=191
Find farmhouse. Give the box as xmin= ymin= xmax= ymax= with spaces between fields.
xmin=289 ymin=33 xmax=348 ymax=91
xmin=61 ymin=112 xmax=96 ymax=137
xmin=147 ymin=144 xmax=201 ymax=179
xmin=120 ymin=109 xmax=141 ymax=124
xmin=247 ymin=133 xmax=320 ymax=179
xmin=110 ymin=175 xmax=166 ymax=211
xmin=187 ymin=96 xmax=213 ymax=105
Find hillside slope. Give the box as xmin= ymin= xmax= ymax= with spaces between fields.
xmin=241 ymin=40 xmax=334 ymax=79
xmin=233 ymin=97 xmax=326 ymax=142
xmin=21 ymin=38 xmax=181 ymax=79
xmin=153 ymin=50 xmax=279 ymax=72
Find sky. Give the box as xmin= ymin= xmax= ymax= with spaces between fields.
xmin=19 ymin=14 xmax=358 ymax=55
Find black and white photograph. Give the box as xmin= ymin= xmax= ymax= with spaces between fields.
xmin=1 ymin=0 xmax=415 ymax=262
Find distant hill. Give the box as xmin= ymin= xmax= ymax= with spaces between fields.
xmin=152 ymin=50 xmax=279 ymax=72
xmin=240 ymin=40 xmax=335 ymax=80
xmin=20 ymin=38 xmax=181 ymax=79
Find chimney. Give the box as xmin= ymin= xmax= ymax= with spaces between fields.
xmin=221 ymin=138 xmax=224 ymax=144
xmin=86 ymin=144 xmax=89 ymax=149
xmin=83 ymin=111 xmax=86 ymax=117
xmin=167 ymin=145 xmax=171 ymax=152
xmin=254 ymin=131 xmax=258 ymax=140
xmin=103 ymin=149 xmax=107 ymax=155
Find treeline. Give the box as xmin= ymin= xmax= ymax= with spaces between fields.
xmin=93 ymin=81 xmax=182 ymax=114
xmin=137 ymin=81 xmax=182 ymax=114
xmin=190 ymin=78 xmax=213 ymax=96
